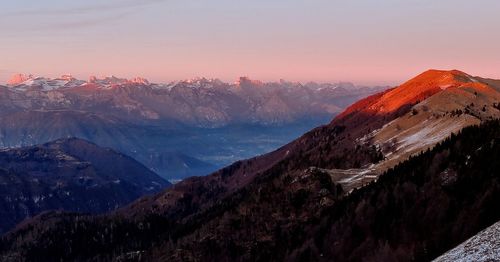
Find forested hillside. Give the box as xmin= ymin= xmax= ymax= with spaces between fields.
xmin=1 ymin=120 xmax=498 ymax=261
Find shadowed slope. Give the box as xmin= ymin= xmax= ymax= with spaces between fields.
xmin=0 ymin=138 xmax=170 ymax=234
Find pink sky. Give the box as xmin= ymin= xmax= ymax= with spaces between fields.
xmin=1 ymin=0 xmax=499 ymax=86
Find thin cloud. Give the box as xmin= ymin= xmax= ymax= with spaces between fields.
xmin=1 ymin=0 xmax=166 ymax=17
xmin=0 ymin=0 xmax=167 ymax=34
xmin=37 ymin=12 xmax=135 ymax=31
xmin=0 ymin=11 xmax=136 ymax=35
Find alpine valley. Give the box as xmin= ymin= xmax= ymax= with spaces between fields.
xmin=1 ymin=69 xmax=499 ymax=261
xmin=0 ymin=74 xmax=385 ymax=181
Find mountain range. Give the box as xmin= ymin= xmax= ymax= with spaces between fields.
xmin=0 ymin=74 xmax=386 ymax=179
xmin=0 ymin=69 xmax=498 ymax=261
xmin=3 ymin=73 xmax=384 ymax=127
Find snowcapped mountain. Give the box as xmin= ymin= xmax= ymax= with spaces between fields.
xmin=7 ymin=74 xmax=155 ymax=91
xmin=2 ymin=73 xmax=385 ymax=126
xmin=7 ymin=74 xmax=86 ymax=91
xmin=7 ymin=73 xmax=31 ymax=85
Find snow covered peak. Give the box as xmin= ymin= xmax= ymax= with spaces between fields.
xmin=5 ymin=74 xmax=154 ymax=90
xmin=57 ymin=74 xmax=76 ymax=81
xmin=88 ymin=76 xmax=98 ymax=83
xmin=7 ymin=73 xmax=33 ymax=86
xmin=129 ymin=77 xmax=150 ymax=85
xmin=85 ymin=76 xmax=152 ymax=89
xmin=101 ymin=75 xmax=127 ymax=84
xmin=169 ymin=77 xmax=225 ymax=89
xmin=3 ymin=74 xmax=375 ymax=94
xmin=6 ymin=74 xmax=85 ymax=91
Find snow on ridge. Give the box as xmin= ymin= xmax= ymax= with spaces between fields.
xmin=394 ymin=118 xmax=467 ymax=154
xmin=439 ymin=84 xmax=453 ymax=90
xmin=468 ymin=76 xmax=479 ymax=83
xmin=433 ymin=221 xmax=500 ymax=262
xmin=6 ymin=74 xmax=152 ymax=91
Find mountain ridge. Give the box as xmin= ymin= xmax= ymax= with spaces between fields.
xmin=5 ymin=73 xmax=375 ymax=91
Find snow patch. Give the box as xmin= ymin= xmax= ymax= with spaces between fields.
xmin=439 ymin=84 xmax=453 ymax=90
xmin=468 ymin=76 xmax=479 ymax=83
xmin=395 ymin=119 xmax=463 ymax=154
xmin=433 ymin=221 xmax=500 ymax=262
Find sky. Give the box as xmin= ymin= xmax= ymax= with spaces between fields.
xmin=0 ymin=0 xmax=499 ymax=85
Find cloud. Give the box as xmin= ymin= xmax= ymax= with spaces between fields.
xmin=1 ymin=0 xmax=166 ymax=17
xmin=37 ymin=12 xmax=135 ymax=31
xmin=0 ymin=0 xmax=167 ymax=33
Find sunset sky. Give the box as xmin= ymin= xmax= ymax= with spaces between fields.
xmin=1 ymin=0 xmax=499 ymax=85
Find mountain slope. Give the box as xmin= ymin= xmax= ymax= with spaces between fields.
xmin=153 ymin=119 xmax=500 ymax=261
xmin=0 ymin=138 xmax=170 ymax=234
xmin=0 ymin=69 xmax=498 ymax=261
xmin=314 ymin=69 xmax=500 ymax=190
xmin=1 ymin=114 xmax=498 ymax=262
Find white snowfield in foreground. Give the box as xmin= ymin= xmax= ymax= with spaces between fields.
xmin=433 ymin=221 xmax=500 ymax=262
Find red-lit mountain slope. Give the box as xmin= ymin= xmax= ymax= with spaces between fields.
xmin=324 ymin=69 xmax=500 ymax=189
xmin=333 ymin=70 xmax=485 ymax=131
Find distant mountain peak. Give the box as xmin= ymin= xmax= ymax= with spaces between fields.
xmin=57 ymin=74 xmax=76 ymax=81
xmin=4 ymin=73 xmax=376 ymax=93
xmin=236 ymin=76 xmax=263 ymax=87
xmin=7 ymin=73 xmax=33 ymax=85
xmin=5 ymin=74 xmax=156 ymax=90
xmin=129 ymin=77 xmax=150 ymax=85
xmin=179 ymin=77 xmax=223 ymax=85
